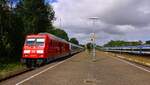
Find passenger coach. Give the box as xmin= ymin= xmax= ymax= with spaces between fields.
xmin=104 ymin=45 xmax=150 ymax=55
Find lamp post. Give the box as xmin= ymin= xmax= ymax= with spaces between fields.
xmin=88 ymin=17 xmax=101 ymax=61
xmin=90 ymin=33 xmax=96 ymax=61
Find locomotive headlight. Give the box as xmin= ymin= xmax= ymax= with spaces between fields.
xmin=24 ymin=50 xmax=30 ymax=54
xmin=37 ymin=50 xmax=44 ymax=54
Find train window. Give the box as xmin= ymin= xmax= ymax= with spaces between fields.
xmin=141 ymin=49 xmax=150 ymax=51
xmin=52 ymin=40 xmax=55 ymax=46
xmin=26 ymin=38 xmax=45 ymax=46
xmin=53 ymin=41 xmax=55 ymax=46
xmin=55 ymin=41 xmax=57 ymax=46
xmin=55 ymin=42 xmax=56 ymax=46
xmin=26 ymin=38 xmax=35 ymax=46
xmin=36 ymin=38 xmax=45 ymax=46
xmin=50 ymin=40 xmax=52 ymax=46
xmin=56 ymin=42 xmax=58 ymax=46
xmin=37 ymin=38 xmax=45 ymax=42
xmin=52 ymin=40 xmax=54 ymax=47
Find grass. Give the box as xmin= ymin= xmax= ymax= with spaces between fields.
xmin=108 ymin=52 xmax=150 ymax=66
xmin=0 ymin=58 xmax=26 ymax=79
xmin=119 ymin=54 xmax=150 ymax=64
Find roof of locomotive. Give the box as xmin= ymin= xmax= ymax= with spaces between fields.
xmin=26 ymin=33 xmax=68 ymax=43
xmin=26 ymin=34 xmax=47 ymax=38
xmin=38 ymin=33 xmax=69 ymax=44
xmin=26 ymin=33 xmax=83 ymax=48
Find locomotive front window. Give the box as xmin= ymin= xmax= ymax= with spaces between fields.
xmin=26 ymin=38 xmax=45 ymax=46
xmin=26 ymin=38 xmax=35 ymax=46
xmin=36 ymin=38 xmax=45 ymax=46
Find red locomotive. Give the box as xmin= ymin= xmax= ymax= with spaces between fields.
xmin=21 ymin=33 xmax=83 ymax=68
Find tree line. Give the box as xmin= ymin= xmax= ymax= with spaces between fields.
xmin=0 ymin=0 xmax=79 ymax=61
xmin=104 ymin=40 xmax=150 ymax=47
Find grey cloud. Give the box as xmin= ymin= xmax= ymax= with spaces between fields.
xmin=99 ymin=0 xmax=150 ymax=26
xmin=52 ymin=0 xmax=150 ymax=45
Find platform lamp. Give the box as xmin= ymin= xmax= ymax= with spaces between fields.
xmin=88 ymin=17 xmax=101 ymax=61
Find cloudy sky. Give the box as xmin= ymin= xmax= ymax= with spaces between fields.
xmin=51 ymin=0 xmax=150 ymax=45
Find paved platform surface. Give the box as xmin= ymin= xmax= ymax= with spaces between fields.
xmin=1 ymin=51 xmax=150 ymax=85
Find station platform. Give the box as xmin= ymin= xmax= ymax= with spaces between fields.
xmin=1 ymin=51 xmax=150 ymax=85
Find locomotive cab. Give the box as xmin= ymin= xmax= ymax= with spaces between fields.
xmin=22 ymin=35 xmax=47 ymax=67
xmin=23 ymin=38 xmax=46 ymax=58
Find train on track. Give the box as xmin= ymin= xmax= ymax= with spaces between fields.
xmin=21 ymin=33 xmax=84 ymax=68
xmin=103 ymin=45 xmax=150 ymax=55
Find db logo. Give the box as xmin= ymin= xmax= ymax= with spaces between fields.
xmin=31 ymin=50 xmax=36 ymax=53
